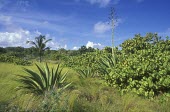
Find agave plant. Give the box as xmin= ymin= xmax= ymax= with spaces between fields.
xmin=98 ymin=54 xmax=115 ymax=77
xmin=76 ymin=67 xmax=95 ymax=78
xmin=16 ymin=63 xmax=71 ymax=96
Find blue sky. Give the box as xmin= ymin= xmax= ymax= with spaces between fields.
xmin=0 ymin=0 xmax=170 ymax=49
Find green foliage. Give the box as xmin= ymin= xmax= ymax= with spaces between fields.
xmin=103 ymin=46 xmax=112 ymax=53
xmin=26 ymin=35 xmax=52 ymax=62
xmin=0 ymin=54 xmax=31 ymax=66
xmin=103 ymin=33 xmax=170 ymax=98
xmin=98 ymin=53 xmax=115 ymax=78
xmin=64 ymin=51 xmax=105 ymax=78
xmin=1 ymin=32 xmax=170 ymax=111
xmin=64 ymin=78 xmax=156 ymax=112
xmin=76 ymin=67 xmax=95 ymax=78
xmin=1 ymin=63 xmax=170 ymax=112
xmin=39 ymin=89 xmax=68 ymax=112
xmin=0 ymin=47 xmax=6 ymax=54
xmin=78 ymin=45 xmax=95 ymax=54
xmin=16 ymin=63 xmax=71 ymax=96
xmin=0 ymin=54 xmax=14 ymax=63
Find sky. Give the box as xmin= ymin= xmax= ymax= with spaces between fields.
xmin=0 ymin=0 xmax=170 ymax=50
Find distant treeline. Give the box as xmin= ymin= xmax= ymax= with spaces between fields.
xmin=0 ymin=46 xmax=112 ymax=61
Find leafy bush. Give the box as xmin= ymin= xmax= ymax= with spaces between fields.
xmin=0 ymin=54 xmax=31 ymax=66
xmin=64 ymin=51 xmax=105 ymax=77
xmin=102 ymin=34 xmax=170 ymax=98
xmin=0 ymin=54 xmax=14 ymax=63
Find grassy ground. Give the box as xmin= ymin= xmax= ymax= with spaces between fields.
xmin=0 ymin=62 xmax=59 ymax=110
xmin=0 ymin=62 xmax=170 ymax=112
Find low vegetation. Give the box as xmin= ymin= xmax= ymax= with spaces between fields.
xmin=0 ymin=33 xmax=170 ymax=111
xmin=0 ymin=54 xmax=31 ymax=66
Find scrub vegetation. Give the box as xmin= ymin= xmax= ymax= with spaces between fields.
xmin=0 ymin=33 xmax=170 ymax=112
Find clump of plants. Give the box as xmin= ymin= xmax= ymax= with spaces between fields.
xmin=100 ymin=33 xmax=170 ymax=98
xmin=64 ymin=51 xmax=106 ymax=78
xmin=0 ymin=54 xmax=31 ymax=66
xmin=7 ymin=63 xmax=71 ymax=111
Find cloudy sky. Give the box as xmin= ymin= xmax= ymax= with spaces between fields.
xmin=0 ymin=0 xmax=170 ymax=49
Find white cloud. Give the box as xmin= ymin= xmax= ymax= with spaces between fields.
xmin=0 ymin=29 xmax=50 ymax=48
xmin=72 ymin=41 xmax=103 ymax=50
xmin=0 ymin=27 xmax=67 ymax=50
xmin=94 ymin=21 xmax=111 ymax=34
xmin=37 ymin=34 xmax=68 ymax=50
xmin=73 ymin=46 xmax=79 ymax=50
xmin=34 ymin=30 xmax=42 ymax=35
xmin=86 ymin=0 xmax=111 ymax=7
xmin=0 ymin=14 xmax=67 ymax=50
xmin=46 ymin=41 xmax=59 ymax=50
xmin=64 ymin=44 xmax=67 ymax=49
xmin=86 ymin=41 xmax=103 ymax=49
xmin=94 ymin=19 xmax=122 ymax=34
xmin=0 ymin=29 xmax=30 ymax=47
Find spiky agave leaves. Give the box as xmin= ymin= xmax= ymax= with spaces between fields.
xmin=98 ymin=54 xmax=115 ymax=78
xmin=16 ymin=63 xmax=71 ymax=96
xmin=76 ymin=67 xmax=95 ymax=79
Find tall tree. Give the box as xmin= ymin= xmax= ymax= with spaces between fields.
xmin=26 ymin=35 xmax=52 ymax=62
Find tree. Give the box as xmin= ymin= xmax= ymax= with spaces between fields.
xmin=78 ymin=45 xmax=88 ymax=54
xmin=87 ymin=47 xmax=95 ymax=52
xmin=26 ymin=35 xmax=52 ymax=62
xmin=103 ymin=46 xmax=112 ymax=53
xmin=0 ymin=47 xmax=6 ymax=54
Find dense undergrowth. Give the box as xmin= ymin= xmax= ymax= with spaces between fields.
xmin=0 ymin=54 xmax=32 ymax=66
xmin=0 ymin=33 xmax=170 ymax=111
xmin=65 ymin=33 xmax=170 ymax=98
xmin=0 ymin=64 xmax=169 ymax=112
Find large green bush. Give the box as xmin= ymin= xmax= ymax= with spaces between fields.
xmin=64 ymin=51 xmax=105 ymax=77
xmin=103 ymin=33 xmax=170 ymax=98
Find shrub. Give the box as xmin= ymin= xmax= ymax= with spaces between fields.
xmin=102 ymin=34 xmax=170 ymax=98
xmin=0 ymin=54 xmax=31 ymax=66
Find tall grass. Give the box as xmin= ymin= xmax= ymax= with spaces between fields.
xmin=0 ymin=63 xmax=170 ymax=112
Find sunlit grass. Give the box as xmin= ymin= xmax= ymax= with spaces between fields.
xmin=0 ymin=62 xmax=59 ymax=103
xmin=0 ymin=62 xmax=170 ymax=111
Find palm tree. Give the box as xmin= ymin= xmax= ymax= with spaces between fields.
xmin=26 ymin=35 xmax=52 ymax=62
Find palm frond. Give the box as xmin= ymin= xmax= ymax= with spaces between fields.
xmin=44 ymin=39 xmax=52 ymax=44
xmin=26 ymin=41 xmax=38 ymax=48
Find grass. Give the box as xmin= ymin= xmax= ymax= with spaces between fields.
xmin=0 ymin=62 xmax=170 ymax=112
xmin=0 ymin=62 xmax=58 ymax=110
